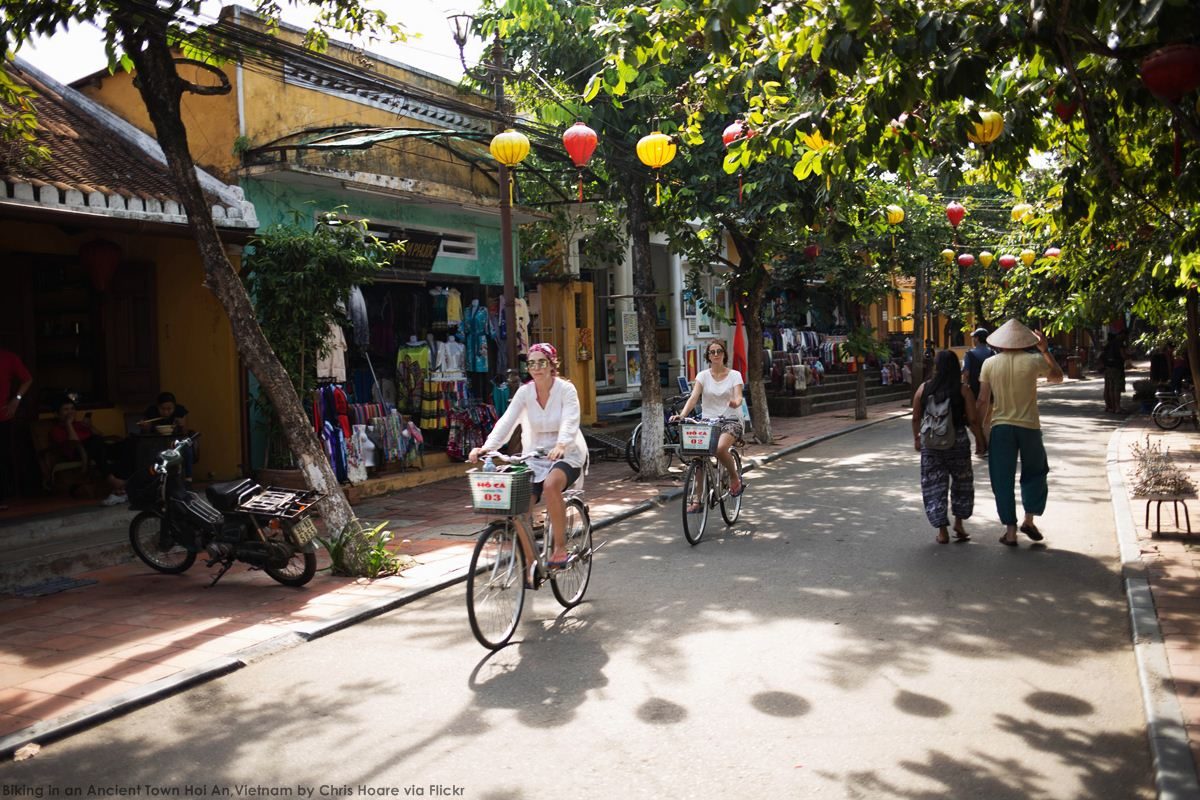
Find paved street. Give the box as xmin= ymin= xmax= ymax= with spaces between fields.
xmin=0 ymin=380 xmax=1154 ymax=798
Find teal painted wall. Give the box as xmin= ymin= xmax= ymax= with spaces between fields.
xmin=242 ymin=178 xmax=506 ymax=285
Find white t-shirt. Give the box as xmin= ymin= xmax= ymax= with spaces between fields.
xmin=695 ymin=368 xmax=744 ymax=420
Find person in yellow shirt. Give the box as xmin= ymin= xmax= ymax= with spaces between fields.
xmin=977 ymin=319 xmax=1064 ymax=547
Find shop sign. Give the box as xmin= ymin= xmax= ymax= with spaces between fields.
xmin=390 ymin=230 xmax=443 ymax=271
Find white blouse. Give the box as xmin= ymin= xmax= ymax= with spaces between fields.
xmin=695 ymin=368 xmax=744 ymax=420
xmin=482 ymin=377 xmax=588 ymax=480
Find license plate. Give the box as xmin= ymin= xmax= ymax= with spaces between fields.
xmin=292 ymin=517 xmax=318 ymax=545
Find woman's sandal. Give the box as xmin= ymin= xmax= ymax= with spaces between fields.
xmin=729 ymin=480 xmax=747 ymax=498
xmin=936 ymin=531 xmax=950 ymax=544
xmin=999 ymin=534 xmax=1019 ymax=547
xmin=953 ymin=526 xmax=970 ymax=542
xmin=686 ymin=503 xmax=702 ymax=514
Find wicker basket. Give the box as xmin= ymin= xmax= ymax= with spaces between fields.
xmin=467 ymin=467 xmax=533 ymax=515
xmin=678 ymin=422 xmax=721 ymax=456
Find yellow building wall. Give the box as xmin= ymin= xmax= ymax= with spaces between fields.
xmin=0 ymin=219 xmax=244 ymax=480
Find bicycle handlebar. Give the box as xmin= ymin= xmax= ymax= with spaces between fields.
xmin=478 ymin=449 xmax=548 ymax=463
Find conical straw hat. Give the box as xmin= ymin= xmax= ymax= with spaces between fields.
xmin=987 ymin=318 xmax=1038 ymax=350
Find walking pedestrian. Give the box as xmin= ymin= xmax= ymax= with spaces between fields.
xmin=962 ymin=327 xmax=995 ymax=452
xmin=0 ymin=346 xmax=33 ymax=512
xmin=976 ymin=319 xmax=1065 ymax=546
xmin=1101 ymin=333 xmax=1129 ymax=414
xmin=912 ymin=350 xmax=985 ymax=544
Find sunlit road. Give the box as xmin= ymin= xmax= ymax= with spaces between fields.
xmin=2 ymin=380 xmax=1152 ymax=799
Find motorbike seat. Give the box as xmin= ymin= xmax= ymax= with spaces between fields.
xmin=205 ymin=479 xmax=262 ymax=513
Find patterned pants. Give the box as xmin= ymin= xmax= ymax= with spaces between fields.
xmin=920 ymin=429 xmax=974 ymax=528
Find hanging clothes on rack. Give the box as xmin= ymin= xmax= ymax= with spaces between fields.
xmin=462 ymin=299 xmax=490 ymax=373
xmin=446 ymin=287 xmax=463 ymax=328
xmin=396 ymin=339 xmax=430 ymax=417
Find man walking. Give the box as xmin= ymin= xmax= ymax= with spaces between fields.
xmin=977 ymin=319 xmax=1064 ymax=546
xmin=961 ymin=327 xmax=993 ymax=455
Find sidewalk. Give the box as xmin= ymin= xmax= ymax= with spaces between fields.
xmin=0 ymin=401 xmax=912 ymax=757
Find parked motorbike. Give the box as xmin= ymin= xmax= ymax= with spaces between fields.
xmin=1152 ymin=390 xmax=1199 ymax=431
xmin=127 ymin=434 xmax=321 ymax=587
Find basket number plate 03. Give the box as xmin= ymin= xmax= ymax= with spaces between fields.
xmin=470 ymin=475 xmax=513 ymax=510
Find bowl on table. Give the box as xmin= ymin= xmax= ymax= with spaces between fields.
xmin=155 ymin=425 xmax=175 ymax=436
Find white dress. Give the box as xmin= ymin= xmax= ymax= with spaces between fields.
xmin=481 ymin=377 xmax=588 ymax=484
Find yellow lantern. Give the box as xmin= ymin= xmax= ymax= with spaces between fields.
xmin=1011 ymin=202 xmax=1033 ymax=223
xmin=979 ymin=251 xmax=994 ymax=268
xmin=490 ymin=129 xmax=531 ymax=167
xmin=885 ymin=205 xmax=905 ymax=226
xmin=637 ymin=131 xmax=677 ymax=205
xmin=1020 ymin=248 xmax=1036 ymax=267
xmin=941 ymin=248 xmax=956 ymax=265
xmin=967 ymin=110 xmax=1004 ymax=145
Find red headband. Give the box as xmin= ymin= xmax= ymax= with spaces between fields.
xmin=529 ymin=343 xmax=557 ymax=362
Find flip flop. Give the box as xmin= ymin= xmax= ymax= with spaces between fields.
xmin=999 ymin=535 xmax=1018 ymax=547
xmin=686 ymin=503 xmax=702 ymax=514
xmin=1019 ymin=522 xmax=1044 ymax=541
xmin=729 ymin=481 xmax=747 ymax=498
xmin=953 ymin=530 xmax=971 ymax=542
xmin=547 ymin=554 xmax=572 ymax=569
xmin=936 ymin=532 xmax=950 ymax=544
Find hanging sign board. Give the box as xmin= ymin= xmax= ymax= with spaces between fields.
xmin=390 ymin=229 xmax=443 ymax=271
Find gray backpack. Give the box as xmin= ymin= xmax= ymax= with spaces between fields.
xmin=920 ymin=392 xmax=956 ymax=450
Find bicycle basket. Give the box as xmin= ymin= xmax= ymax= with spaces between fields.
xmin=467 ymin=467 xmax=533 ymax=515
xmin=678 ymin=422 xmax=721 ymax=456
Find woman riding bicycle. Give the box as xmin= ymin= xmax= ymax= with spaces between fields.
xmin=468 ymin=342 xmax=588 ymax=567
xmin=671 ymin=339 xmax=746 ymax=504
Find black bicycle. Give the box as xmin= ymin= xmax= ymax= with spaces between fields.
xmin=626 ymin=393 xmax=688 ymax=472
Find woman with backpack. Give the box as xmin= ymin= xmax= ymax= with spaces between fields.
xmin=912 ymin=350 xmax=986 ymax=544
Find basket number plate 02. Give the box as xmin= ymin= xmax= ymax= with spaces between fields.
xmin=681 ymin=425 xmax=712 ymax=450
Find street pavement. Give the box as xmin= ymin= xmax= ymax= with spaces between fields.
xmin=0 ymin=373 xmax=1195 ymax=796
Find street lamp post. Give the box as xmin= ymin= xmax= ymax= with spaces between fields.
xmin=449 ymin=14 xmax=521 ymax=398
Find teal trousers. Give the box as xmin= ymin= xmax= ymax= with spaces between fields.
xmin=987 ymin=424 xmax=1049 ymax=525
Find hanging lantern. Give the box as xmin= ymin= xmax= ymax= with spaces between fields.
xmin=80 ymin=239 xmax=121 ymax=292
xmin=1020 ymin=248 xmax=1036 ymax=267
xmin=1139 ymin=44 xmax=1200 ymax=177
xmin=979 ymin=251 xmax=994 ymax=269
xmin=998 ymin=253 xmax=1018 ymax=270
xmin=957 ymin=253 xmax=975 ymax=269
xmin=490 ymin=129 xmax=530 ymax=204
xmin=1140 ymin=45 xmax=1200 ymax=102
xmin=1011 ymin=203 xmax=1033 ymax=223
xmin=945 ymin=201 xmax=965 ymax=228
xmin=637 ymin=131 xmax=677 ymax=205
xmin=885 ymin=205 xmax=905 ymax=226
xmin=804 ymin=243 xmax=821 ymax=261
xmin=562 ymin=121 xmax=598 ymax=204
xmin=722 ymin=118 xmax=755 ymax=203
xmin=940 ymin=248 xmax=956 ymax=265
xmin=1054 ymin=99 xmax=1079 ymax=123
xmin=1044 ymin=246 xmax=1061 ymax=258
xmin=966 ymin=110 xmax=1004 ymax=145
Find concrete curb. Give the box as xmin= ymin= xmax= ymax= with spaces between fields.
xmin=1106 ymin=425 xmax=1200 ymax=799
xmin=0 ymin=407 xmax=910 ymax=759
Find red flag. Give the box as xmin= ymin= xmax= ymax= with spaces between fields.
xmin=732 ymin=303 xmax=748 ymax=377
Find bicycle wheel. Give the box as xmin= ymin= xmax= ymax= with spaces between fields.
xmin=720 ymin=450 xmax=743 ymax=525
xmin=550 ymin=499 xmax=593 ymax=608
xmin=1153 ymin=402 xmax=1184 ymax=430
xmin=682 ymin=460 xmax=710 ymax=545
xmin=129 ymin=511 xmax=195 ymax=574
xmin=466 ymin=522 xmax=527 ymax=649
xmin=626 ymin=423 xmax=643 ymax=472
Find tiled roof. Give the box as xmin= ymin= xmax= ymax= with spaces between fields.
xmin=0 ymin=60 xmax=256 ymax=228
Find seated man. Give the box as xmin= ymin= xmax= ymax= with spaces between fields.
xmin=138 ymin=391 xmax=193 ymax=483
xmin=44 ymin=396 xmax=132 ymax=506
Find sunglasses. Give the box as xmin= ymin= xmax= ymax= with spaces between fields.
xmin=528 ymin=359 xmax=552 ymax=368
xmin=708 ymin=348 xmax=725 ymax=355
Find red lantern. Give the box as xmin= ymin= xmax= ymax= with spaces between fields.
xmin=722 ymin=118 xmax=755 ymax=203
xmin=562 ymin=121 xmax=598 ymax=203
xmin=998 ymin=254 xmax=1018 ymax=270
xmin=1054 ymin=99 xmax=1079 ymax=122
xmin=945 ymin=201 xmax=965 ymax=228
xmin=80 ymin=239 xmax=121 ymax=292
xmin=957 ymin=253 xmax=975 ymax=269
xmin=1140 ymin=44 xmax=1200 ymax=102
xmin=804 ymin=243 xmax=821 ymax=261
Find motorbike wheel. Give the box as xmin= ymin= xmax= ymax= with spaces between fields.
xmin=1153 ymin=402 xmax=1184 ymax=431
xmin=263 ymin=528 xmax=317 ymax=587
xmin=129 ymin=511 xmax=195 ymax=574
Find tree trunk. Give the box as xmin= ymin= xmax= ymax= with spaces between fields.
xmin=725 ymin=225 xmax=771 ymax=444
xmin=117 ymin=18 xmax=355 ymax=535
xmin=855 ymin=366 xmax=867 ymax=420
xmin=623 ymin=174 xmax=666 ymax=478
xmin=912 ymin=259 xmax=926 ymax=397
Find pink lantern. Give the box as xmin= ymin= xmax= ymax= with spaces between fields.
xmin=945 ymin=201 xmax=965 ymax=228
xmin=1044 ymin=247 xmax=1061 ymax=258
xmin=957 ymin=253 xmax=975 ymax=269
xmin=998 ymin=254 xmax=1018 ymax=270
xmin=722 ymin=118 xmax=755 ymax=203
